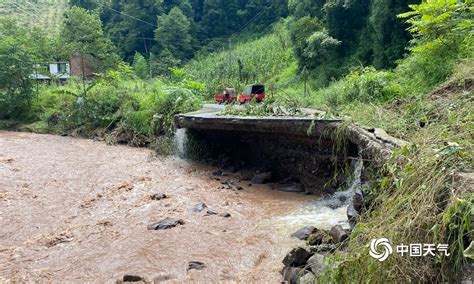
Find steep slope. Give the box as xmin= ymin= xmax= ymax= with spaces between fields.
xmin=0 ymin=0 xmax=68 ymax=33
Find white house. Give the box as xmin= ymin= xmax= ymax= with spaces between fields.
xmin=31 ymin=62 xmax=71 ymax=81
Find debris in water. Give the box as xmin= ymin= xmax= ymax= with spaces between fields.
xmin=187 ymin=261 xmax=206 ymax=271
xmin=192 ymin=202 xmax=208 ymax=213
xmin=147 ymin=218 xmax=184 ymax=230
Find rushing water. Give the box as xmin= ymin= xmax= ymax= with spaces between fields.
xmin=0 ymin=131 xmax=360 ymax=282
xmin=174 ymin=128 xmax=187 ymax=159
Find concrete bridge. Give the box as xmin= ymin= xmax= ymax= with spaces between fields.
xmin=174 ymin=104 xmax=404 ymax=193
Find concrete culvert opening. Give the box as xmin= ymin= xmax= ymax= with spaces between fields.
xmin=182 ymin=128 xmax=361 ymax=195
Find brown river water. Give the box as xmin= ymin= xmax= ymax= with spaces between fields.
xmin=0 ymin=131 xmax=348 ymax=283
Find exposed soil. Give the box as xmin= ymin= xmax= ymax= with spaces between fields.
xmin=0 ymin=131 xmax=347 ymax=282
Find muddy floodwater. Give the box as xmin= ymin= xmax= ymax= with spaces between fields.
xmin=0 ymin=131 xmax=348 ymax=282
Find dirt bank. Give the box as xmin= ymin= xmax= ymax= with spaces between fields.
xmin=0 ymin=131 xmax=348 ymax=282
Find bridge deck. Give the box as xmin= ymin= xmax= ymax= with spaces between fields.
xmin=174 ymin=104 xmax=342 ymax=136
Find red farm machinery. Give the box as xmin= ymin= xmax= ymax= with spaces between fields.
xmin=214 ymin=84 xmax=265 ymax=104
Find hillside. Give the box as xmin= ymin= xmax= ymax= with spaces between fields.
xmin=0 ymin=0 xmax=68 ymax=33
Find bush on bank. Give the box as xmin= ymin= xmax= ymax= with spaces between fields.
xmin=2 ymin=64 xmax=203 ymax=147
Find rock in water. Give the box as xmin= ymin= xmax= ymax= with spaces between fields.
xmin=251 ymin=172 xmax=272 ymax=184
xmin=291 ymin=226 xmax=318 ymax=240
xmin=329 ymin=225 xmax=348 ymax=243
xmin=307 ymin=254 xmax=326 ymax=275
xmin=282 ymin=247 xmax=312 ymax=267
xmin=147 ymin=218 xmax=184 ymax=230
xmin=219 ymin=212 xmax=231 ymax=218
xmin=187 ymin=261 xmax=206 ymax=271
xmin=192 ymin=202 xmax=208 ymax=213
xmin=122 ymin=275 xmax=144 ymax=282
xmin=281 ymin=267 xmax=310 ymax=284
xmin=352 ymin=189 xmax=364 ymax=212
xmin=150 ymin=193 xmax=167 ymax=200
xmin=347 ymin=203 xmax=360 ymax=228
xmin=205 ymin=208 xmax=218 ymax=216
xmin=275 ymin=183 xmax=305 ymax=193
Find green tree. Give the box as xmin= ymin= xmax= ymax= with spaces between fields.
xmin=288 ymin=16 xmax=323 ymax=68
xmin=61 ymin=6 xmax=119 ymax=72
xmin=154 ymin=7 xmax=193 ymax=62
xmin=399 ymin=0 xmax=473 ymax=52
xmin=0 ymin=19 xmax=34 ymax=118
xmin=106 ymin=0 xmax=164 ymax=60
xmin=132 ymin=52 xmax=149 ymax=79
xmin=151 ymin=48 xmax=181 ymax=76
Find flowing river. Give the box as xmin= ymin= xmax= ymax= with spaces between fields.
xmin=0 ymin=131 xmax=349 ymax=282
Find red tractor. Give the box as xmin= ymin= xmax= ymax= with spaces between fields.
xmin=238 ymin=84 xmax=265 ymax=104
xmin=214 ymin=84 xmax=265 ymax=104
xmin=214 ymin=88 xmax=237 ymax=104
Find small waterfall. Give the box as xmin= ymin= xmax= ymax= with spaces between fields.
xmin=174 ymin=128 xmax=187 ymax=158
xmin=347 ymin=157 xmax=363 ymax=192
xmin=323 ymin=157 xmax=364 ymax=209
xmin=269 ymin=157 xmax=364 ymax=230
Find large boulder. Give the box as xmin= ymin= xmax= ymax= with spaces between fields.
xmin=281 ymin=267 xmax=311 ymax=284
xmin=306 ymin=254 xmax=326 ymax=275
xmin=282 ymin=247 xmax=312 ymax=267
xmin=329 ymin=225 xmax=348 ymax=243
xmin=291 ymin=226 xmax=318 ymax=240
xmin=307 ymin=230 xmax=332 ymax=246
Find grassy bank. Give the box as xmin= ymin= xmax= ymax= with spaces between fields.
xmin=1 ymin=65 xmax=203 ymax=154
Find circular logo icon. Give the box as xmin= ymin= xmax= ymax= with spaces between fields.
xmin=369 ymin=238 xmax=393 ymax=262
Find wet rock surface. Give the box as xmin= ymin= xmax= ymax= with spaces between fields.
xmin=307 ymin=254 xmax=326 ymax=275
xmin=281 ymin=267 xmax=311 ymax=284
xmin=329 ymin=225 xmax=348 ymax=243
xmin=192 ymin=202 xmax=208 ymax=213
xmin=122 ymin=275 xmax=144 ymax=282
xmin=187 ymin=261 xmax=206 ymax=271
xmin=282 ymin=247 xmax=312 ymax=267
xmin=205 ymin=208 xmax=218 ymax=216
xmin=251 ymin=172 xmax=272 ymax=184
xmin=291 ymin=226 xmax=318 ymax=240
xmin=150 ymin=193 xmax=167 ymax=201
xmin=274 ymin=183 xmax=305 ymax=193
xmin=147 ymin=218 xmax=184 ymax=230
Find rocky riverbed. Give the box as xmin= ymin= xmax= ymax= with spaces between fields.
xmin=0 ymin=131 xmax=350 ymax=282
